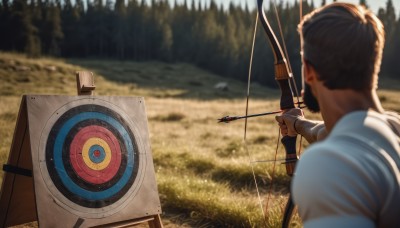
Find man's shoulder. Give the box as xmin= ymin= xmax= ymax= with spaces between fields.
xmin=326 ymin=110 xmax=400 ymax=151
xmin=332 ymin=110 xmax=400 ymax=135
xmin=294 ymin=110 xmax=400 ymax=188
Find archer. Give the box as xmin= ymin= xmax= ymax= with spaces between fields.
xmin=276 ymin=2 xmax=400 ymax=227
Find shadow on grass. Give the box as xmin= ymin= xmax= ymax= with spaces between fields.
xmin=67 ymin=58 xmax=282 ymax=101
xmin=155 ymin=152 xmax=290 ymax=191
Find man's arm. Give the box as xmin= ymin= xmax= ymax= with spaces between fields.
xmin=276 ymin=108 xmax=328 ymax=143
xmin=294 ymin=118 xmax=327 ymax=143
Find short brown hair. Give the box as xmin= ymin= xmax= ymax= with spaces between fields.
xmin=299 ymin=3 xmax=385 ymax=90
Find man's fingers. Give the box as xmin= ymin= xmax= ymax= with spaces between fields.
xmin=275 ymin=115 xmax=284 ymax=124
xmin=276 ymin=108 xmax=305 ymax=137
xmin=276 ymin=115 xmax=289 ymax=136
xmin=276 ymin=108 xmax=304 ymax=137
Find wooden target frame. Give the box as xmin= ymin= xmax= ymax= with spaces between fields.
xmin=0 ymin=95 xmax=162 ymax=227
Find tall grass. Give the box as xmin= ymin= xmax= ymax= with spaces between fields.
xmin=1 ymin=52 xmax=398 ymax=227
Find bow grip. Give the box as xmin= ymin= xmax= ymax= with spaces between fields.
xmin=281 ymin=135 xmax=298 ymax=176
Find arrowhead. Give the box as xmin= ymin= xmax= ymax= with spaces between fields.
xmin=218 ymin=116 xmax=230 ymax=123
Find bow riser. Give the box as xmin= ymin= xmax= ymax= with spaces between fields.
xmin=257 ymin=0 xmax=298 ymax=176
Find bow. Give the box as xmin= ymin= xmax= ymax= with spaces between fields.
xmin=217 ymin=1 xmax=303 ymax=226
xmin=256 ymin=0 xmax=300 ymax=227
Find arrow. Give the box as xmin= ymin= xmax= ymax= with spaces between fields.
xmin=218 ymin=103 xmax=305 ymax=123
xmin=218 ymin=110 xmax=283 ymax=123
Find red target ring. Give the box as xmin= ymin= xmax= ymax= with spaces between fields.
xmin=44 ymin=103 xmax=141 ymax=210
xmin=69 ymin=125 xmax=122 ymax=184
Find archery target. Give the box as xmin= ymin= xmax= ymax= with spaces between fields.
xmin=38 ymin=99 xmax=146 ymax=218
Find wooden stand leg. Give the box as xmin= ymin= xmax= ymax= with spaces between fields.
xmin=148 ymin=214 xmax=163 ymax=228
xmin=90 ymin=214 xmax=163 ymax=228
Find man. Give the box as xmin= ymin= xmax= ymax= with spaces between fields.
xmin=275 ymin=3 xmax=400 ymax=227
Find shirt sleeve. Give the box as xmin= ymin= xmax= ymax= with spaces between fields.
xmin=292 ymin=142 xmax=380 ymax=228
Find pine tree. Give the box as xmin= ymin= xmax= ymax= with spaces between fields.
xmin=10 ymin=0 xmax=41 ymax=56
xmin=47 ymin=1 xmax=63 ymax=56
xmin=389 ymin=18 xmax=400 ymax=76
xmin=0 ymin=0 xmax=13 ymax=51
xmin=114 ymin=0 xmax=127 ymax=59
xmin=160 ymin=23 xmax=173 ymax=62
xmin=171 ymin=0 xmax=195 ymax=61
xmin=384 ymin=0 xmax=396 ymax=40
xmin=62 ymin=0 xmax=89 ymax=56
xmin=126 ymin=0 xmax=141 ymax=60
xmin=359 ymin=0 xmax=369 ymax=8
xmin=91 ymin=0 xmax=110 ymax=56
xmin=378 ymin=0 xmax=397 ymax=76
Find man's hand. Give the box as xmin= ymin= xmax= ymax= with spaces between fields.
xmin=275 ymin=108 xmax=304 ymax=137
xmin=276 ymin=108 xmax=328 ymax=143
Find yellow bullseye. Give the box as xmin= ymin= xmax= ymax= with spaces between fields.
xmin=82 ymin=138 xmax=112 ymax=170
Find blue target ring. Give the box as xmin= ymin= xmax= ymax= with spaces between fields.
xmin=89 ymin=145 xmax=106 ymax=163
xmin=54 ymin=112 xmax=134 ymax=200
xmin=46 ymin=105 xmax=140 ymax=208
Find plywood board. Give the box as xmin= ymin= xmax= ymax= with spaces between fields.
xmin=0 ymin=95 xmax=162 ymax=228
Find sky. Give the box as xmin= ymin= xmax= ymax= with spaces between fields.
xmin=165 ymin=0 xmax=400 ymax=16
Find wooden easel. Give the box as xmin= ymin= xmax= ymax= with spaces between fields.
xmin=0 ymin=72 xmax=163 ymax=228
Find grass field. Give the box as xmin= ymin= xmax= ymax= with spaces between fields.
xmin=1 ymin=52 xmax=399 ymax=227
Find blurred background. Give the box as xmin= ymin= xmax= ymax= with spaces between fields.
xmin=0 ymin=0 xmax=399 ymax=87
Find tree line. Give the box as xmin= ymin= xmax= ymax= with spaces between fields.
xmin=0 ymin=0 xmax=398 ymax=87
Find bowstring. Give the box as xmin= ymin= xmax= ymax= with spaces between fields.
xmin=299 ymin=0 xmax=304 ymax=102
xmin=264 ymin=129 xmax=280 ymax=222
xmin=244 ymin=11 xmax=268 ymax=226
xmin=270 ymin=0 xmax=306 ymax=221
xmin=298 ymin=0 xmax=304 ymax=156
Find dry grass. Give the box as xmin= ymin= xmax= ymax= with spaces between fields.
xmin=0 ymin=52 xmax=399 ymax=227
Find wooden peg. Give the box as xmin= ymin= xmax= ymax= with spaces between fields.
xmin=76 ymin=71 xmax=96 ymax=95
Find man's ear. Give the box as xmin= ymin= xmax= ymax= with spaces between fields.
xmin=303 ymin=57 xmax=317 ymax=83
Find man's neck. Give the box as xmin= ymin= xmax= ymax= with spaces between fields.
xmin=318 ymin=89 xmax=384 ymax=132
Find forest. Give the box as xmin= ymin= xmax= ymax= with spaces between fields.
xmin=0 ymin=0 xmax=399 ymax=87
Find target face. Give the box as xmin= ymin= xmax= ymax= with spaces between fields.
xmin=39 ymin=99 xmax=145 ymax=218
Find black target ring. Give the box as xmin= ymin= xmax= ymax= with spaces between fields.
xmin=61 ymin=120 xmax=128 ymax=192
xmin=45 ymin=104 xmax=140 ymax=208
